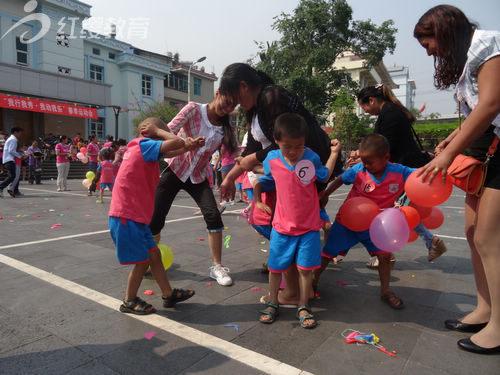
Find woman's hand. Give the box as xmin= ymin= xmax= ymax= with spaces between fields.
xmin=220 ymin=177 xmax=235 ymax=200
xmin=434 ymin=138 xmax=450 ymax=156
xmin=256 ymin=202 xmax=272 ymax=214
xmin=330 ymin=139 xmax=341 ymax=155
xmin=416 ymin=150 xmax=456 ymax=184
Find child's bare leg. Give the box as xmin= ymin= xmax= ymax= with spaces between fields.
xmin=260 ymin=271 xmax=281 ymax=322
xmin=125 ymin=262 xmax=151 ymax=308
xmin=298 ymin=268 xmax=316 ymax=327
xmin=377 ymin=252 xmax=404 ymax=309
xmin=313 ymin=256 xmax=330 ymax=288
xmin=149 ymin=249 xmax=173 ymax=297
xmin=99 ymin=188 xmax=104 ymax=202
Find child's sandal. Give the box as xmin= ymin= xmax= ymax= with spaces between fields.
xmin=162 ymin=288 xmax=195 ymax=308
xmin=296 ymin=305 xmax=317 ymax=329
xmin=119 ymin=297 xmax=156 ymax=315
xmin=259 ymin=301 xmax=279 ymax=324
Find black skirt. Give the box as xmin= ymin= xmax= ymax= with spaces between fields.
xmin=468 ymin=125 xmax=500 ymax=190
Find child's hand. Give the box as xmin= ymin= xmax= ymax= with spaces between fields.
xmin=256 ymin=202 xmax=272 ymax=214
xmin=330 ymin=139 xmax=341 ymax=154
xmin=184 ymin=137 xmax=204 ymax=151
xmin=195 ymin=136 xmax=205 ymax=148
xmin=346 ymin=150 xmax=360 ymax=167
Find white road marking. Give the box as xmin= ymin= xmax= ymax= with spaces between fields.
xmin=0 ymin=253 xmax=312 ymax=375
xmin=434 ymin=234 xmax=467 ymax=240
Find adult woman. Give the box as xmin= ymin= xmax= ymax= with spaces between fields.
xmin=55 ymin=135 xmax=70 ymax=192
xmin=149 ymin=92 xmax=238 ymax=286
xmin=27 ymin=140 xmax=43 ymax=184
xmin=356 ymin=85 xmax=447 ymax=264
xmin=414 ymin=5 xmax=500 ymax=353
xmin=218 ymin=63 xmax=341 ymax=306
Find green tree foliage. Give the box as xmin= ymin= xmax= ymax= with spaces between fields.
xmin=255 ymin=0 xmax=396 ymax=118
xmin=330 ymin=87 xmax=372 ymax=152
xmin=131 ymin=100 xmax=180 ymax=129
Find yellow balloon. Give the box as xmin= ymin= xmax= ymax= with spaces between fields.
xmin=82 ymin=178 xmax=92 ymax=187
xmin=158 ymin=244 xmax=174 ymax=270
xmin=86 ymin=171 xmax=95 ymax=181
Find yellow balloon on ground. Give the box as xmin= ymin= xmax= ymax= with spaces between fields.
xmin=82 ymin=178 xmax=92 ymax=187
xmin=86 ymin=171 xmax=95 ymax=181
xmin=158 ymin=244 xmax=174 ymax=270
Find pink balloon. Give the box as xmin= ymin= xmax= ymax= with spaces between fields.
xmin=421 ymin=207 xmax=445 ymax=229
xmin=76 ymin=152 xmax=84 ymax=160
xmin=405 ymin=170 xmax=453 ymax=207
xmin=81 ymin=156 xmax=89 ymax=164
xmin=369 ymin=208 xmax=409 ymax=252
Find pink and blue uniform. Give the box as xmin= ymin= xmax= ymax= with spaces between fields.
xmin=259 ymin=148 xmax=329 ymax=272
xmin=322 ymin=162 xmax=415 ymax=258
xmin=97 ymin=160 xmax=115 ymax=190
xmin=108 ymin=138 xmax=163 ymax=265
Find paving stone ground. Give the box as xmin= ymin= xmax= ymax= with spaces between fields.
xmin=0 ymin=179 xmax=498 ymax=374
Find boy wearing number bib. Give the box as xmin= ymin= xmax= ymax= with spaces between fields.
xmin=254 ymin=113 xmax=341 ymax=329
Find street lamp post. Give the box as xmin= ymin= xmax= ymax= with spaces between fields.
xmin=187 ymin=56 xmax=206 ymax=103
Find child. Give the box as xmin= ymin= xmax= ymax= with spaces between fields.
xmin=96 ymin=147 xmax=115 ymax=204
xmin=254 ymin=113 xmax=340 ymax=328
xmin=315 ymin=133 xmax=415 ymax=310
xmin=109 ymin=117 xmax=203 ymax=314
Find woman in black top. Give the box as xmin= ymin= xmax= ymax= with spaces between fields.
xmin=356 ymin=84 xmax=447 ymax=264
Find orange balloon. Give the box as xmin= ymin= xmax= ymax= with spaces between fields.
xmin=409 ymin=201 xmax=432 ymax=219
xmin=421 ymin=207 xmax=444 ymax=229
xmin=405 ymin=170 xmax=453 ymax=207
xmin=401 ymin=206 xmax=420 ymax=229
xmin=80 ymin=147 xmax=88 ymax=155
xmin=408 ymin=230 xmax=419 ymax=242
xmin=339 ymin=197 xmax=380 ymax=231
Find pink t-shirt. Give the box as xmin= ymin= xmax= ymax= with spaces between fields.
xmin=87 ymin=143 xmax=99 ymax=162
xmin=99 ymin=160 xmax=115 ymax=184
xmin=258 ymin=148 xmax=329 ymax=236
xmin=220 ymin=144 xmax=235 ymax=167
xmin=103 ymin=142 xmax=113 ymax=147
xmin=55 ymin=143 xmax=70 ymax=163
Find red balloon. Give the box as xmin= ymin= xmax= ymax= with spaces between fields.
xmin=401 ymin=206 xmax=420 ymax=229
xmin=421 ymin=207 xmax=445 ymax=229
xmin=339 ymin=197 xmax=380 ymax=232
xmin=408 ymin=230 xmax=419 ymax=242
xmin=80 ymin=147 xmax=88 ymax=155
xmin=409 ymin=201 xmax=432 ymax=220
xmin=405 ymin=170 xmax=453 ymax=207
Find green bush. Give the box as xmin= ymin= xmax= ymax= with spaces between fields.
xmin=413 ymin=122 xmax=458 ymax=151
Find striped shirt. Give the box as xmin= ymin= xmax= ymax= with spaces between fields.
xmin=166 ymin=102 xmax=224 ymax=183
xmin=456 ymin=30 xmax=500 ymax=138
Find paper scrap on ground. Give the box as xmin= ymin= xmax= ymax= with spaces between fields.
xmin=144 ymin=331 xmax=156 ymax=340
xmin=224 ymin=324 xmax=239 ymax=332
xmin=250 ymin=287 xmax=263 ymax=291
xmin=336 ymin=281 xmax=347 ymax=286
xmin=224 ymin=235 xmax=231 ymax=248
xmin=143 ymin=290 xmax=154 ymax=295
xmin=260 ymin=249 xmax=268 ymax=253
xmin=205 ymin=282 xmax=212 ymax=286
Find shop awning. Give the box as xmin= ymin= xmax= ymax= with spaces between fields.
xmin=0 ymin=94 xmax=98 ymax=119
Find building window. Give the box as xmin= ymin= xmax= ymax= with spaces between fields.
xmin=89 ymin=64 xmax=103 ymax=82
xmin=193 ymin=78 xmax=201 ymax=96
xmin=89 ymin=117 xmax=105 ymax=139
xmin=108 ymin=52 xmax=116 ymax=60
xmin=16 ymin=37 xmax=28 ymax=65
xmin=58 ymin=66 xmax=71 ymax=76
xmin=167 ymin=73 xmax=188 ymax=92
xmin=142 ymin=74 xmax=152 ymax=97
xmin=92 ymin=47 xmax=100 ymax=55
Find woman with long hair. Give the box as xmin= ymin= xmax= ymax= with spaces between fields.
xmin=55 ymin=135 xmax=70 ymax=192
xmin=414 ymin=4 xmax=500 ymax=354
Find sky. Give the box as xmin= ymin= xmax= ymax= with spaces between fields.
xmin=81 ymin=0 xmax=500 ymax=116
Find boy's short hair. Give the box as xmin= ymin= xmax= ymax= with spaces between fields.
xmin=99 ymin=147 xmax=113 ymax=160
xmin=136 ymin=117 xmax=168 ymax=137
xmin=11 ymin=127 xmax=23 ymax=134
xmin=359 ymin=134 xmax=390 ymax=157
xmin=273 ymin=113 xmax=308 ymax=141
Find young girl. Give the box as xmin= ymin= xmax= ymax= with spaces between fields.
xmin=96 ymin=147 xmax=115 ymax=204
xmin=149 ymin=92 xmax=238 ymax=286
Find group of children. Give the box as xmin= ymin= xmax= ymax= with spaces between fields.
xmin=110 ymin=112 xmax=443 ymax=329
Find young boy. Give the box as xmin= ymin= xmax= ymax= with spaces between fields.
xmin=96 ymin=147 xmax=115 ymax=204
xmin=109 ymin=117 xmax=204 ymax=314
xmin=254 ymin=113 xmax=340 ymax=328
xmin=315 ymin=133 xmax=415 ymax=310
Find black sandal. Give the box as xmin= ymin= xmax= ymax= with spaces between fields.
xmin=119 ymin=297 xmax=156 ymax=315
xmin=162 ymin=288 xmax=195 ymax=308
xmin=296 ymin=305 xmax=317 ymax=329
xmin=259 ymin=301 xmax=279 ymax=324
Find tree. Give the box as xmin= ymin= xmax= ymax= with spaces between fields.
xmin=255 ymin=0 xmax=396 ymax=118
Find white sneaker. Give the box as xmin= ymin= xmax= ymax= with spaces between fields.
xmin=229 ymin=200 xmax=235 ymax=206
xmin=210 ymin=264 xmax=233 ymax=286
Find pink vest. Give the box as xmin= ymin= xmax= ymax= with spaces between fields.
xmin=109 ymin=138 xmax=159 ymax=224
xmin=100 ymin=160 xmax=115 ymax=184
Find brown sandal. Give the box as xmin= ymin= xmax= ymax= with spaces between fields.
xmin=381 ymin=291 xmax=405 ymax=310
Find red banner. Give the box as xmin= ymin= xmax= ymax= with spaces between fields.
xmin=0 ymin=94 xmax=98 ymax=119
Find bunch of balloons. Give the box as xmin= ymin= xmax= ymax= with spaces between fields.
xmin=82 ymin=170 xmax=95 ymax=188
xmin=340 ymin=170 xmax=452 ymax=253
xmin=76 ymin=147 xmax=88 ymax=164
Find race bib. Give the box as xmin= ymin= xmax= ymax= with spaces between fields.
xmin=295 ymin=159 xmax=315 ymax=184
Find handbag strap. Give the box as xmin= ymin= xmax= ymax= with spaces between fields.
xmin=410 ymin=124 xmax=426 ymax=153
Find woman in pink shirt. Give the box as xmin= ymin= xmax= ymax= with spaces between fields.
xmin=55 ymin=135 xmax=70 ymax=191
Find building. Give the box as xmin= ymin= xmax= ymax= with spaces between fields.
xmin=0 ymin=0 xmax=218 ymax=144
xmin=387 ymin=65 xmax=416 ymax=110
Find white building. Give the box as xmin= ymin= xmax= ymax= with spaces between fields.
xmin=387 ymin=65 xmax=416 ymax=110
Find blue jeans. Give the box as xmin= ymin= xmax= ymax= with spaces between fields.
xmin=414 ymin=222 xmax=434 ymax=249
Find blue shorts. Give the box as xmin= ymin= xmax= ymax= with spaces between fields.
xmin=109 ymin=216 xmax=159 ymax=265
xmin=322 ymin=221 xmax=383 ymax=258
xmin=268 ymin=229 xmax=321 ymax=273
xmin=252 ymin=224 xmax=272 ymax=240
xmin=221 ymin=164 xmax=234 ymax=174
xmin=319 ymin=208 xmax=330 ymax=223
xmin=245 ymin=188 xmax=254 ymax=201
xmin=101 ymin=182 xmax=114 ymax=190
xmin=236 ymin=182 xmax=243 ymax=190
